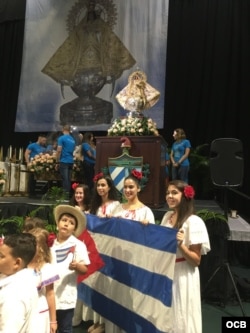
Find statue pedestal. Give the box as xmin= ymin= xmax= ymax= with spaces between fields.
xmin=95 ymin=136 xmax=167 ymax=208
xmin=60 ymin=97 xmax=113 ymax=126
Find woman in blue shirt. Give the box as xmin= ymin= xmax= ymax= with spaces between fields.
xmin=82 ymin=132 xmax=96 ymax=190
xmin=170 ymin=128 xmax=191 ymax=182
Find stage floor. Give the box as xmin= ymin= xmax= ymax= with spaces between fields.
xmin=0 ymin=195 xmax=224 ymax=221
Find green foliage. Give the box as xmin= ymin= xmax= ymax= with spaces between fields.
xmin=0 ymin=215 xmax=25 ymax=235
xmin=196 ymin=209 xmax=227 ymax=222
xmin=44 ymin=222 xmax=57 ymax=233
xmin=189 ymin=144 xmax=214 ymax=199
xmin=0 ymin=186 xmax=67 ymax=235
xmin=140 ymin=163 xmax=150 ymax=191
xmin=42 ymin=186 xmax=67 ymax=202
xmin=0 ymin=208 xmax=58 ymax=235
xmin=41 ymin=186 xmax=69 ymax=227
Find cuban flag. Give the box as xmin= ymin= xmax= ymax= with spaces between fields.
xmin=55 ymin=245 xmax=76 ymax=263
xmin=78 ymin=214 xmax=177 ymax=333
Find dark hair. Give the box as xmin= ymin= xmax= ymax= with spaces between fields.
xmin=174 ymin=128 xmax=186 ymax=140
xmin=4 ymin=233 xmax=37 ymax=267
xmin=167 ymin=179 xmax=195 ymax=229
xmin=58 ymin=213 xmax=78 ymax=230
xmin=38 ymin=133 xmax=47 ymax=138
xmin=124 ymin=174 xmax=141 ymax=188
xmin=90 ymin=175 xmax=119 ymax=214
xmin=70 ymin=183 xmax=91 ymax=211
xmin=82 ymin=132 xmax=94 ymax=143
xmin=23 ymin=217 xmax=46 ymax=232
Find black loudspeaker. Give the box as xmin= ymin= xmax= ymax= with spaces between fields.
xmin=210 ymin=138 xmax=244 ymax=187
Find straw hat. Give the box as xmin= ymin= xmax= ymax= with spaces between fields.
xmin=54 ymin=205 xmax=86 ymax=237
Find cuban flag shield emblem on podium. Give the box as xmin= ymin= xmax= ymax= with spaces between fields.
xmin=108 ymin=153 xmax=143 ymax=193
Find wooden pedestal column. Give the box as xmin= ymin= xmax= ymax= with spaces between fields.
xmin=95 ymin=136 xmax=167 ymax=208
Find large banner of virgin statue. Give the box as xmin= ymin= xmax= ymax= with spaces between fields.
xmin=15 ymin=0 xmax=169 ymax=132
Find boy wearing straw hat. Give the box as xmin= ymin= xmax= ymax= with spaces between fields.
xmin=52 ymin=205 xmax=90 ymax=333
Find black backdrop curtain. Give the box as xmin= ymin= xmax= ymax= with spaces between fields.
xmin=0 ymin=0 xmax=27 ymax=148
xmin=165 ymin=0 xmax=250 ymax=202
xmin=0 ymin=0 xmax=250 ymax=202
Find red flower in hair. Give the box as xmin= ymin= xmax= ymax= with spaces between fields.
xmin=93 ymin=172 xmax=104 ymax=182
xmin=72 ymin=182 xmax=79 ymax=190
xmin=47 ymin=233 xmax=56 ymax=247
xmin=131 ymin=169 xmax=143 ymax=180
xmin=183 ymin=185 xmax=195 ymax=199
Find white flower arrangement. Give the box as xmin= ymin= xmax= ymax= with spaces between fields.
xmin=0 ymin=168 xmax=6 ymax=194
xmin=107 ymin=116 xmax=159 ymax=136
xmin=0 ymin=169 xmax=6 ymax=185
xmin=27 ymin=153 xmax=57 ymax=175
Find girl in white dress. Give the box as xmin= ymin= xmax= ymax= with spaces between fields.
xmin=90 ymin=173 xmax=120 ymax=217
xmin=74 ymin=173 xmax=120 ymax=333
xmin=112 ymin=171 xmax=155 ymax=225
xmin=70 ymin=182 xmax=91 ymax=213
xmin=105 ymin=171 xmax=155 ymax=333
xmin=28 ymin=227 xmax=59 ymax=333
xmin=161 ymin=180 xmax=210 ymax=333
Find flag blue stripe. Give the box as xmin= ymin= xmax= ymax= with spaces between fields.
xmin=86 ymin=214 xmax=177 ymax=254
xmin=109 ymin=166 xmax=126 ymax=184
xmin=55 ymin=247 xmax=73 ymax=262
xmin=100 ymin=254 xmax=173 ymax=306
xmin=78 ymin=283 xmax=165 ymax=333
xmin=109 ymin=166 xmax=127 ymax=192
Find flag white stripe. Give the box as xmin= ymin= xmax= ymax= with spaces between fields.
xmin=90 ymin=232 xmax=176 ymax=278
xmin=84 ymin=272 xmax=172 ymax=332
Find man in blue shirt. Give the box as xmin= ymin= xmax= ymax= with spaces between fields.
xmin=24 ymin=134 xmax=47 ymax=198
xmin=56 ymin=124 xmax=76 ymax=198
xmin=24 ymin=134 xmax=47 ymax=163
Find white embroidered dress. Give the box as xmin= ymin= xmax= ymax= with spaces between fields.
xmin=161 ymin=212 xmax=210 ymax=333
xmin=32 ymin=262 xmax=59 ymax=333
xmin=112 ymin=204 xmax=155 ymax=224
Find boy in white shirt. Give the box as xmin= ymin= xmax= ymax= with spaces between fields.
xmin=0 ymin=233 xmax=38 ymax=333
xmin=52 ymin=204 xmax=90 ymax=333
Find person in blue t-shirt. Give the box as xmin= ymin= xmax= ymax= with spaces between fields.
xmin=56 ymin=124 xmax=76 ymax=198
xmin=24 ymin=134 xmax=47 ymax=198
xmin=170 ymin=128 xmax=191 ymax=183
xmin=82 ymin=132 xmax=96 ymax=190
xmin=24 ymin=134 xmax=47 ymax=163
xmin=165 ymin=150 xmax=170 ymax=189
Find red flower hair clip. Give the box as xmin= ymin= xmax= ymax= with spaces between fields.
xmin=93 ymin=172 xmax=104 ymax=182
xmin=131 ymin=169 xmax=143 ymax=180
xmin=47 ymin=233 xmax=56 ymax=247
xmin=183 ymin=185 xmax=195 ymax=199
xmin=72 ymin=182 xmax=79 ymax=190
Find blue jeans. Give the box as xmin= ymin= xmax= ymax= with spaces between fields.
xmin=56 ymin=308 xmax=74 ymax=333
xmin=172 ymin=165 xmax=190 ymax=183
xmin=59 ymin=162 xmax=73 ymax=196
xmin=83 ymin=160 xmax=95 ymax=190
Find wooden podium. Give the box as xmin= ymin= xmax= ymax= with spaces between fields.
xmin=95 ymin=136 xmax=167 ymax=208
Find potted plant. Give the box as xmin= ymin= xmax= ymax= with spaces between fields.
xmin=197 ymin=208 xmax=230 ymax=305
xmin=189 ymin=144 xmax=214 ymax=199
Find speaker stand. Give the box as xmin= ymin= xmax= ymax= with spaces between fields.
xmin=202 ymin=260 xmax=246 ymax=316
xmin=223 ymin=187 xmax=229 ymax=219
